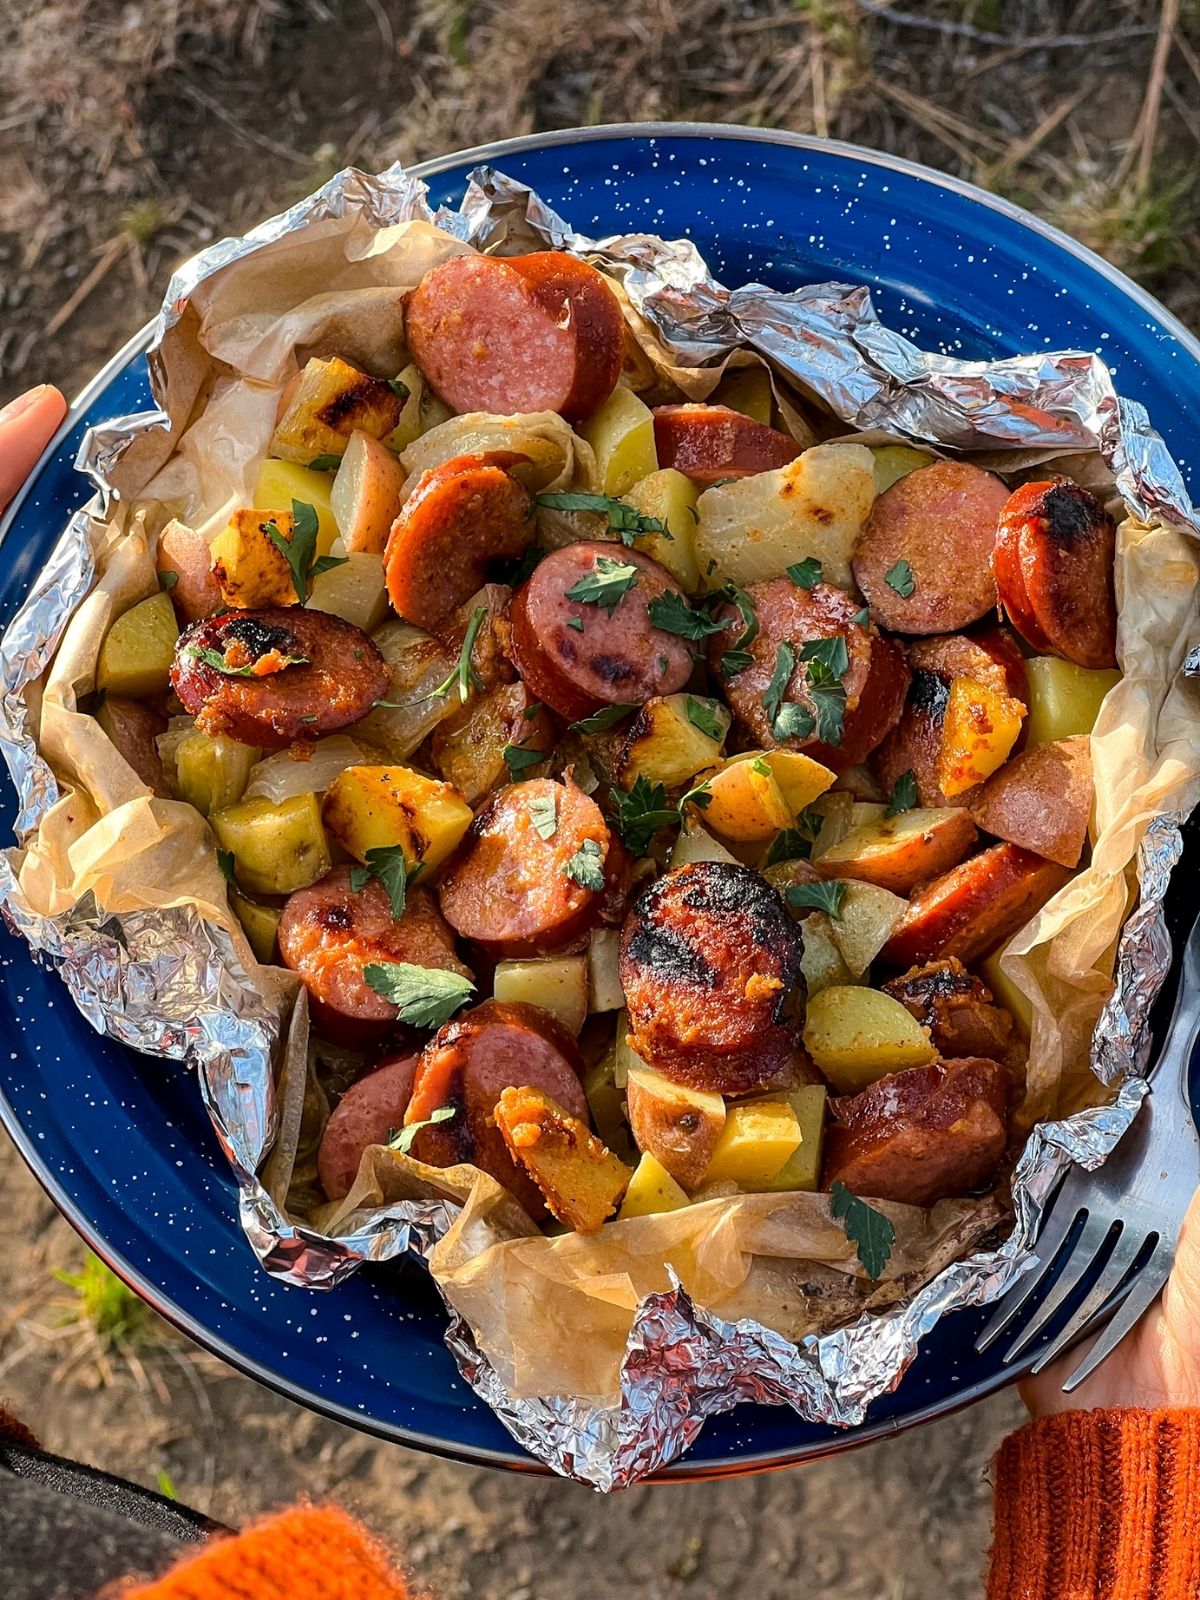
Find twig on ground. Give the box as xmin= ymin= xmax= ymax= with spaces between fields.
xmin=41 ymin=235 xmax=127 ymax=341
xmin=1113 ymin=0 xmax=1181 ymax=189
xmin=853 ymin=1 xmax=1158 ymax=50
xmin=179 ymin=81 xmax=310 ymax=166
xmin=986 ymin=85 xmax=1092 ymax=185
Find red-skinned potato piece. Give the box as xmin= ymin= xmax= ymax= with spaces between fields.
xmin=652 ymin=404 xmax=801 ymax=485
xmin=882 ymin=842 xmax=1071 ymax=968
xmin=96 ymin=696 xmax=168 ymax=795
xmin=317 ymin=1052 xmax=419 ymax=1201
xmin=385 ymin=451 xmax=534 ymax=631
xmin=967 ymin=735 xmax=1093 ymax=867
xmin=157 ymin=522 xmax=223 ymax=624
xmin=852 ymin=461 xmax=1010 ymax=634
xmin=814 ymin=806 xmax=978 ymax=895
xmin=823 ymin=1057 xmax=1010 ymax=1206
xmin=993 ymin=479 xmax=1118 ymax=670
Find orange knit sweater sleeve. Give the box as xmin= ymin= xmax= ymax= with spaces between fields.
xmin=988 ymin=1407 xmax=1200 ymax=1599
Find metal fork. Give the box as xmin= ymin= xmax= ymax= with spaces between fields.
xmin=975 ymin=909 xmax=1200 ymax=1391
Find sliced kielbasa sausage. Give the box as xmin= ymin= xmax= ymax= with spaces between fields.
xmin=652 ymin=404 xmax=801 ymax=485
xmin=279 ymin=868 xmax=473 ymax=1045
xmin=171 ymin=607 xmax=389 ymax=749
xmin=317 ymin=1052 xmax=419 ymax=1201
xmin=403 ymin=998 xmax=588 ymax=1217
xmin=852 ymin=461 xmax=1010 ymax=634
xmin=406 ymin=253 xmax=623 ymax=421
xmin=881 ymin=958 xmax=1015 ymax=1061
xmin=438 ymin=777 xmax=614 ymax=958
xmin=508 ymin=542 xmax=695 ymax=721
xmin=619 ymin=860 xmax=802 ymax=1096
xmin=385 ymin=452 xmax=534 ymax=631
xmin=993 ymin=479 xmax=1118 ymax=670
xmin=712 ymin=578 xmax=909 ymax=771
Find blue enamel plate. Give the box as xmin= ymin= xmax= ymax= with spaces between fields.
xmin=3 ymin=126 xmax=1199 ymax=1478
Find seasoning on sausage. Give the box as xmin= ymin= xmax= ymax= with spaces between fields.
xmin=967 ymin=735 xmax=1093 ymax=868
xmin=881 ymin=842 xmax=1071 ymax=969
xmin=881 ymin=958 xmax=1015 ymax=1061
xmin=652 ymin=404 xmax=801 ymax=486
xmin=278 ymin=868 xmax=472 ymax=1045
xmin=823 ymin=1057 xmax=1010 ymax=1206
xmin=385 ymin=452 xmax=534 ymax=631
xmin=508 ymin=542 xmax=695 ymax=721
xmin=852 ymin=461 xmax=1010 ymax=634
xmin=993 ymin=479 xmax=1118 ymax=670
xmin=438 ymin=777 xmax=614 ymax=957
xmin=712 ymin=578 xmax=909 ymax=771
xmin=403 ymin=998 xmax=588 ymax=1217
xmin=405 ymin=254 xmax=623 ymax=421
xmin=171 ymin=607 xmax=389 ymax=750
xmin=317 ymin=1052 xmax=419 ymax=1201
xmin=619 ymin=860 xmax=803 ymax=1095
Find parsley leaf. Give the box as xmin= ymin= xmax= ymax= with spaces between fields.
xmin=773 ymin=702 xmax=817 ymax=740
xmin=566 ymin=615 xmax=585 ymax=632
xmin=307 ymin=454 xmax=342 ymax=471
xmin=430 ymin=605 xmax=488 ymax=705
xmin=645 ymin=590 xmax=727 ymax=641
xmin=685 ymin=697 xmax=726 ymax=742
xmin=762 ymin=641 xmax=796 ymax=729
xmin=363 ymin=962 xmax=475 ymax=1028
xmin=535 ymin=492 xmax=672 ymax=546
xmin=609 ymin=776 xmax=682 ymax=855
xmin=158 ymin=569 xmax=178 ymax=591
xmin=884 ymin=558 xmax=916 ymax=598
xmin=830 ymin=1180 xmax=896 ymax=1280
xmin=762 ymin=814 xmax=821 ymax=866
xmin=787 ymin=557 xmax=823 ymax=589
xmin=800 ymin=635 xmax=850 ymax=681
xmin=852 ymin=607 xmax=870 ymax=627
xmin=563 ymin=837 xmax=606 ymax=891
xmin=564 ymin=556 xmax=639 ymax=610
xmin=786 ymin=879 xmax=848 ymax=919
xmin=570 ymin=703 xmax=639 ymax=734
xmin=528 ymin=790 xmax=558 ymax=840
xmin=678 ymin=778 xmax=713 ymax=813
xmin=388 ymin=1105 xmax=456 ymax=1156
xmin=186 ymin=643 xmax=308 ymax=677
xmin=266 ymin=499 xmax=349 ymax=605
xmin=388 ymin=376 xmax=411 ymax=402
xmin=752 ymin=755 xmax=772 ymax=776
xmin=503 ymin=743 xmax=546 ymax=779
xmin=719 ymin=648 xmax=754 ymax=679
xmin=722 ymin=583 xmax=759 ymax=651
xmin=216 ymin=848 xmax=238 ymax=887
xmin=349 ymin=847 xmax=422 ymax=918
xmin=886 ymin=770 xmax=918 ymax=817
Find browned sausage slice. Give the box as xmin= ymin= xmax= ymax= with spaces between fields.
xmin=406 ymin=254 xmax=623 ymax=421
xmin=652 ymin=404 xmax=801 ymax=485
xmin=385 ymin=453 xmax=534 ymax=631
xmin=823 ymin=1057 xmax=1009 ymax=1206
xmin=881 ymin=958 xmax=1015 ymax=1060
xmin=619 ymin=860 xmax=802 ymax=1095
xmin=993 ymin=480 xmax=1118 ymax=669
xmin=967 ymin=735 xmax=1093 ymax=867
xmin=403 ymin=998 xmax=588 ymax=1217
xmin=171 ymin=607 xmax=389 ymax=749
xmin=712 ymin=578 xmax=909 ymax=771
xmin=317 ymin=1052 xmax=419 ymax=1201
xmin=438 ymin=777 xmax=613 ymax=957
xmin=852 ymin=461 xmax=1010 ymax=634
xmin=278 ymin=868 xmax=473 ymax=1045
xmin=509 ymin=542 xmax=695 ymax=721
xmin=882 ymin=842 xmax=1071 ymax=968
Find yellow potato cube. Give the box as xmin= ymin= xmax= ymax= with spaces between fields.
xmin=799 ymin=913 xmax=860 ymax=995
xmin=757 ymin=749 xmax=837 ymax=814
xmin=209 ymin=509 xmax=298 ymax=608
xmin=210 ymin=791 xmax=331 ymax=896
xmin=616 ymin=693 xmax=729 ymax=791
xmin=308 ymin=552 xmax=389 ymax=633
xmin=828 ymin=882 xmax=907 ymax=978
xmin=712 ymin=364 xmax=773 ymax=425
xmin=870 ymin=444 xmax=933 ymax=493
xmin=936 ymin=675 xmax=1026 ymax=798
xmin=703 ymin=756 xmax=793 ymax=841
xmin=612 ymin=1008 xmax=649 ymax=1088
xmin=175 ymin=730 xmax=260 ymax=817
xmin=252 ymin=459 xmax=338 ymax=555
xmin=96 ymin=592 xmax=179 ymax=700
xmin=808 ymin=791 xmax=856 ymax=860
xmin=269 ymin=357 xmax=405 ymax=466
xmin=321 ymin=764 xmax=472 ymax=872
xmin=980 ymin=942 xmax=1034 ymax=1040
xmin=1024 ymin=656 xmax=1121 ymax=747
xmin=668 ymin=819 xmax=739 ymax=869
xmin=493 ymin=956 xmax=588 ymax=1035
xmin=755 ymin=1086 xmax=827 ymax=1192
xmin=579 ymin=387 xmax=657 ymax=496
xmin=618 ymin=1153 xmax=691 ymax=1219
xmin=621 ymin=468 xmax=701 ymax=590
xmin=230 ymin=889 xmax=282 ymax=965
xmin=703 ymin=1101 xmax=802 ymax=1187
xmin=803 ymin=985 xmax=936 ymax=1093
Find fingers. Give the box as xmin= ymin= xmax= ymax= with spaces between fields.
xmin=0 ymin=386 xmax=68 ymax=516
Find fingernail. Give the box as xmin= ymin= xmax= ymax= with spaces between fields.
xmin=0 ymin=385 xmax=50 ymax=425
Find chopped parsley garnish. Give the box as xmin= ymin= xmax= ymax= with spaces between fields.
xmin=685 ymin=697 xmax=725 ymax=742
xmin=564 ymin=556 xmax=640 ymax=610
xmin=307 ymin=454 xmax=342 ymax=472
xmin=884 ymin=558 xmax=916 ymax=598
xmin=752 ymin=755 xmax=772 ymax=776
xmin=645 ymin=590 xmax=727 ymax=641
xmin=722 ymin=583 xmax=759 ymax=651
xmin=800 ymin=635 xmax=850 ymax=680
xmin=430 ymin=605 xmax=487 ymax=705
xmin=363 ymin=962 xmax=475 ymax=1028
xmin=762 ymin=817 xmax=821 ymax=867
xmin=762 ymin=641 xmax=797 ymax=730
xmin=186 ymin=644 xmax=308 ymax=677
xmin=503 ymin=743 xmax=547 ymax=779
xmin=764 ymin=636 xmax=848 ymax=745
xmin=158 ymin=569 xmax=178 ymax=591
xmin=563 ymin=837 xmax=606 ymax=891
xmin=528 ymin=791 xmax=558 ymax=840
xmin=570 ymin=703 xmax=639 ymax=734
xmin=349 ymin=847 xmax=422 ymax=918
xmin=265 ymin=499 xmax=348 ymax=605
xmin=388 ymin=1105 xmax=456 ymax=1156
xmin=216 ymin=848 xmax=237 ymax=887
xmin=886 ymin=770 xmax=918 ymax=817
xmin=719 ymin=648 xmax=754 ymax=679
xmin=678 ymin=778 xmax=713 ymax=813
xmin=535 ymin=492 xmax=672 ymax=546
xmin=830 ymin=1180 xmax=896 ymax=1280
xmin=852 ymin=607 xmax=870 ymax=627
xmin=388 ymin=376 xmax=411 ymax=402
xmin=786 ymin=878 xmax=848 ymax=919
xmin=566 ymin=616 xmax=585 ymax=632
xmin=787 ymin=557 xmax=823 ymax=590
xmin=609 ymin=776 xmax=683 ymax=856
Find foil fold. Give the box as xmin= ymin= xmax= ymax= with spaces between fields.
xmin=1 ymin=161 xmax=1194 ymax=1488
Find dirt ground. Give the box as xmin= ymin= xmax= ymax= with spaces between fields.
xmin=2 ymin=0 xmax=1198 ymax=1593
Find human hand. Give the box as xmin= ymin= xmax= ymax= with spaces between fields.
xmin=0 ymin=386 xmax=68 ymax=516
xmin=1021 ymin=1183 xmax=1200 ymax=1418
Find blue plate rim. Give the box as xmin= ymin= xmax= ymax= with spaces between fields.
xmin=0 ymin=121 xmax=1191 ymax=1479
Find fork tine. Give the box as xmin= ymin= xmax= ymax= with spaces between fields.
xmin=1002 ymin=1212 xmax=1115 ymax=1363
xmin=1061 ymin=1246 xmax=1174 ymax=1393
xmin=1026 ymin=1225 xmax=1147 ymax=1376
xmin=974 ymin=1198 xmax=1081 ymax=1354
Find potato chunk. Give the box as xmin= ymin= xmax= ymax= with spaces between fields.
xmin=668 ymin=819 xmax=738 ymax=869
xmin=321 ymin=764 xmax=472 ymax=873
xmin=210 ymin=791 xmax=331 ymax=896
xmin=493 ymin=956 xmax=588 ymax=1035
xmin=587 ymin=928 xmax=624 ymax=1013
xmin=618 ymin=1153 xmax=691 ymax=1219
xmin=308 ymin=552 xmax=389 ymax=633
xmin=800 ymin=913 xmax=859 ymax=995
xmin=803 ymin=985 xmax=936 ymax=1093
xmin=616 ymin=693 xmax=729 ymax=791
xmin=935 ymin=676 xmax=1026 ymax=798
xmin=1024 ymin=656 xmax=1121 ymax=746
xmin=96 ymin=592 xmax=179 ymax=699
xmin=755 ymin=1086 xmax=827 ymax=1192
xmin=816 ymin=807 xmax=978 ymax=894
xmin=493 ymin=1086 xmax=633 ymax=1233
xmin=626 ymin=1061 xmax=726 ymax=1192
xmin=579 ymin=387 xmax=657 ymax=496
xmin=230 ymin=889 xmax=282 ymax=965
xmin=704 ymin=1101 xmax=802 ymax=1186
xmin=712 ymin=364 xmax=773 ymax=425
xmin=621 ymin=468 xmax=701 ymax=590
xmin=870 ymin=444 xmax=933 ymax=493
xmin=175 ymin=729 xmax=260 ymax=817
xmin=209 ymin=509 xmax=297 ymax=609
xmin=703 ymin=750 xmax=836 ymax=842
xmin=269 ymin=357 xmax=405 ymax=465
xmin=829 ymin=882 xmax=908 ymax=977
xmin=330 ymin=430 xmax=407 ymax=554
xmin=252 ymin=459 xmax=338 ymax=555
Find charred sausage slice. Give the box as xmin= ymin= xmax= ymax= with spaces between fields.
xmin=279 ymin=868 xmax=472 ymax=1045
xmin=317 ymin=1052 xmax=419 ymax=1201
xmin=171 ymin=607 xmax=389 ymax=749
xmin=509 ymin=542 xmax=695 ymax=721
xmin=619 ymin=860 xmax=802 ymax=1095
xmin=385 ymin=452 xmax=534 ymax=631
xmin=852 ymin=461 xmax=1010 ymax=634
xmin=438 ymin=777 xmax=613 ymax=957
xmin=652 ymin=404 xmax=801 ymax=485
xmin=881 ymin=958 xmax=1015 ymax=1060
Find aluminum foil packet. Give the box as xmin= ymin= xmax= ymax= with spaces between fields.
xmin=2 ymin=161 xmax=1198 ymax=1490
